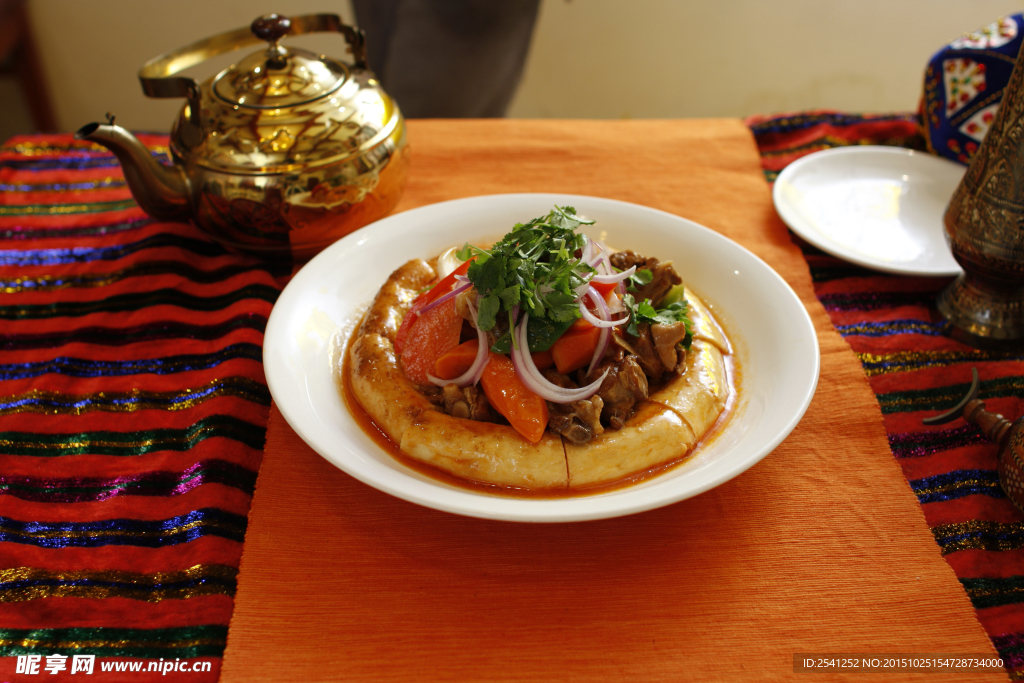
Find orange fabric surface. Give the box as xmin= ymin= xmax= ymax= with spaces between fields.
xmin=219 ymin=120 xmax=1004 ymax=682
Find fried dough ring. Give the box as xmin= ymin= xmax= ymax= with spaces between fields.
xmin=346 ymin=260 xmax=732 ymax=490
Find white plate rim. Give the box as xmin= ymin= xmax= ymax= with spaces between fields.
xmin=263 ymin=193 xmax=820 ymax=522
xmin=772 ymin=145 xmax=964 ymax=277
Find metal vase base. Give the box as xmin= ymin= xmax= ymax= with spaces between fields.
xmin=937 ymin=273 xmax=1024 ymax=347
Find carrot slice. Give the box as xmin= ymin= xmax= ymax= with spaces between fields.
xmin=434 ymin=339 xmax=480 ymax=380
xmin=479 ymin=353 xmax=549 ymax=443
xmin=531 ymin=349 xmax=554 ymax=370
xmin=432 ymin=340 xmax=552 ymax=382
xmin=550 ymin=318 xmax=601 ymax=374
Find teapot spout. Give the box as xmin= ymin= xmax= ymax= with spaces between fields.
xmin=75 ymin=122 xmax=190 ymax=221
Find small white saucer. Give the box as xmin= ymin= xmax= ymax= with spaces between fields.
xmin=772 ymin=146 xmax=965 ymax=276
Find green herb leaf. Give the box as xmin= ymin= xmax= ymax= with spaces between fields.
xmin=469 ymin=254 xmax=504 ymax=293
xmin=462 ymin=205 xmax=596 ymax=338
xmin=490 ymin=331 xmax=511 ymax=354
xmin=476 ymin=294 xmax=500 ymax=331
xmin=651 ymin=300 xmax=690 ymax=327
xmin=623 ymin=293 xmax=642 ymax=336
xmin=637 ymin=299 xmax=658 ymax=319
xmin=497 ymin=284 xmax=521 ymax=308
xmin=627 ymin=268 xmax=654 ymax=292
xmin=623 ymin=293 xmax=692 ymax=338
xmin=490 ymin=316 xmax=576 ymax=354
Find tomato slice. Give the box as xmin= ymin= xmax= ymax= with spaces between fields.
xmin=395 ymin=259 xmax=474 ymax=383
xmin=590 ymin=280 xmax=619 ymax=299
xmin=399 ymin=300 xmax=462 ymax=383
xmin=395 ymin=258 xmax=473 ymax=355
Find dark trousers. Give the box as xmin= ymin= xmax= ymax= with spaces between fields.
xmin=352 ymin=0 xmax=541 ymax=117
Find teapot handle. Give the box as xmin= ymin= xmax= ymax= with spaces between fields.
xmin=138 ymin=13 xmax=367 ymax=144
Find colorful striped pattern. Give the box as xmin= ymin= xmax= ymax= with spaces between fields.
xmin=747 ymin=110 xmax=925 ymax=183
xmin=0 ymin=134 xmax=285 ymax=681
xmin=747 ymin=110 xmax=1024 ymax=680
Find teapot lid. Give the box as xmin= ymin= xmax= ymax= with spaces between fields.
xmin=140 ymin=13 xmax=402 ymax=174
xmin=212 ymin=47 xmax=348 ymax=109
xmin=212 ymin=14 xmax=348 ymax=109
xmin=152 ymin=13 xmax=401 ymax=174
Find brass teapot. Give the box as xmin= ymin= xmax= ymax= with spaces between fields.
xmin=75 ymin=13 xmax=408 ymax=260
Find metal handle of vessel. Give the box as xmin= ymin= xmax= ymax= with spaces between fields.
xmin=137 ymin=13 xmax=367 ymax=140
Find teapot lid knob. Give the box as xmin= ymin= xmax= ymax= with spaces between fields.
xmin=251 ymin=13 xmax=292 ymax=44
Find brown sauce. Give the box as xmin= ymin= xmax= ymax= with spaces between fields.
xmin=339 ymin=289 xmax=743 ymax=499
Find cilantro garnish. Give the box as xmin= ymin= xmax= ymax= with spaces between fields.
xmin=627 ymin=268 xmax=654 ymax=292
xmin=456 ymin=206 xmax=596 ymax=349
xmin=623 ymin=293 xmax=692 ymax=346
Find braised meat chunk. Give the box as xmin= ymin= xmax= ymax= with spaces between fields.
xmin=442 ymin=383 xmax=496 ymax=422
xmin=583 ymin=355 xmax=649 ymax=430
xmin=543 ymin=369 xmax=605 ymax=444
xmin=613 ymin=324 xmax=667 ymax=381
xmin=609 ymin=250 xmax=682 ymax=307
xmin=651 ymin=322 xmax=689 ymax=372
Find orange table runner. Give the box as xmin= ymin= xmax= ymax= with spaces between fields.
xmin=220 ymin=120 xmax=1003 ymax=682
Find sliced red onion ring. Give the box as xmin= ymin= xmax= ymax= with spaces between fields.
xmin=427 ymin=298 xmax=490 ymax=387
xmin=575 ymin=237 xmax=607 ymax=298
xmin=588 ymin=326 xmax=611 ymax=377
xmin=578 ymin=288 xmax=628 ymax=328
xmin=419 ymin=280 xmax=473 ymax=314
xmin=605 ymin=290 xmax=626 ymax=315
xmin=591 ymin=264 xmax=635 ymax=285
xmin=583 ymin=287 xmax=616 ymax=375
xmin=510 ymin=313 xmax=609 ymax=403
xmin=587 ymin=240 xmax=613 ymax=274
xmin=579 ymin=235 xmax=594 ymax=265
xmin=601 ymin=256 xmax=614 ymax=276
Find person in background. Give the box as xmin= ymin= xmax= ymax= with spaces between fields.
xmin=351 ymin=0 xmax=541 ymax=117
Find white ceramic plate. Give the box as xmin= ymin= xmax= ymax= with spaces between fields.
xmin=264 ymin=194 xmax=819 ymax=522
xmin=773 ymin=146 xmax=965 ymax=276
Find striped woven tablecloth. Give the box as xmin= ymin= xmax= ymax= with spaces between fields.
xmin=0 ymin=134 xmax=286 ymax=681
xmin=747 ymin=110 xmax=1024 ymax=680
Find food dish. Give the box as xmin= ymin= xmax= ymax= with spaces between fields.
xmin=263 ymin=194 xmax=819 ymax=522
xmin=346 ymin=217 xmax=733 ymax=488
xmin=772 ymin=146 xmax=965 ymax=276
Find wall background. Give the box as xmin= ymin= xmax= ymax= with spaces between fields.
xmin=20 ymin=0 xmax=1024 ymax=133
